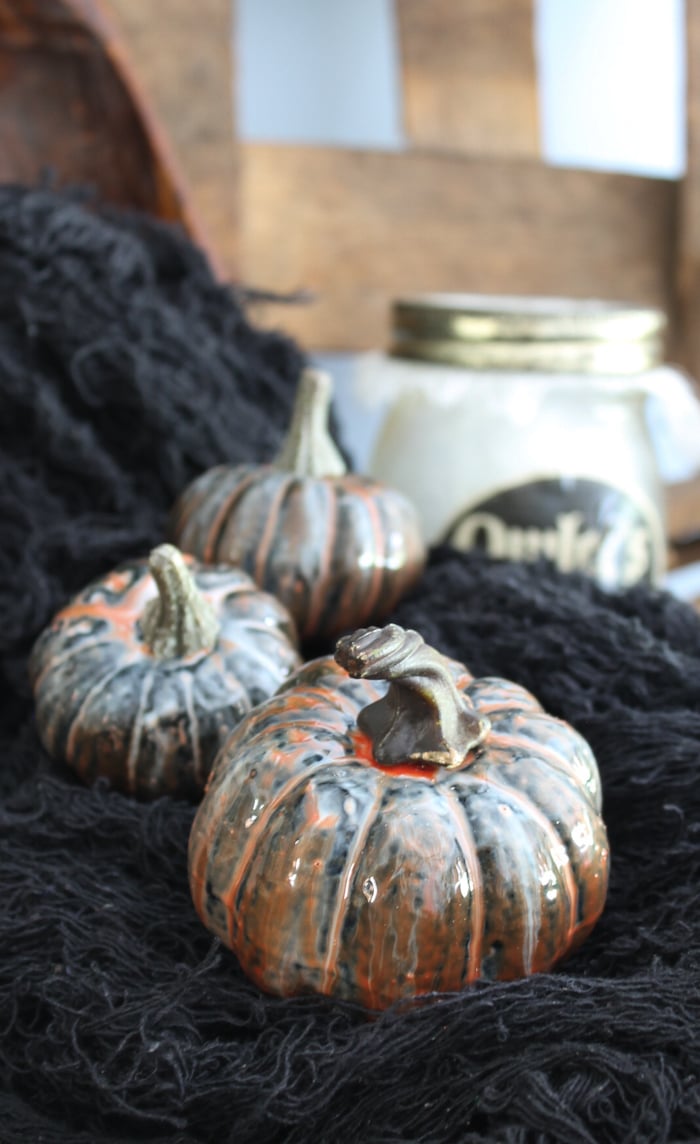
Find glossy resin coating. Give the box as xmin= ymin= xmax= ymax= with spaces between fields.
xmin=189 ymin=640 xmax=609 ymax=1009
xmin=30 ymin=551 xmax=301 ymax=799
xmin=169 ymin=370 xmax=426 ymax=642
xmin=171 ymin=464 xmax=425 ymax=643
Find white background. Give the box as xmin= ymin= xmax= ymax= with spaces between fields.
xmin=238 ymin=0 xmax=686 ymax=179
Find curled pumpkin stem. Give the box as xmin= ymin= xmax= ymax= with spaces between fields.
xmin=273 ymin=368 xmax=347 ymax=479
xmin=335 ymin=624 xmax=490 ymax=770
xmin=142 ymin=545 xmax=219 ymax=659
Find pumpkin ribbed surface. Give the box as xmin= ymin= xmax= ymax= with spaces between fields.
xmin=189 ymin=656 xmax=609 ymax=1009
xmin=170 ymin=464 xmax=426 ymax=641
xmin=29 ymin=558 xmax=301 ymax=799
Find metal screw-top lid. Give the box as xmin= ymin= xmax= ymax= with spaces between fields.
xmin=390 ymin=294 xmax=667 ymax=374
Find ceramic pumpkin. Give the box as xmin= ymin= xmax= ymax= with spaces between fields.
xmin=169 ymin=369 xmax=426 ymax=643
xmin=189 ymin=623 xmax=609 ymax=1010
xmin=29 ymin=545 xmax=301 ymax=799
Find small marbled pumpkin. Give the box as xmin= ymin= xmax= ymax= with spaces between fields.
xmin=169 ymin=369 xmax=426 ymax=643
xmin=189 ymin=624 xmax=609 ymax=1010
xmin=29 ymin=545 xmax=301 ymax=799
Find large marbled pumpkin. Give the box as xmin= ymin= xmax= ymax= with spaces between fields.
xmin=189 ymin=624 xmax=609 ymax=1010
xmin=29 ymin=545 xmax=301 ymax=799
xmin=170 ymin=369 xmax=426 ymax=642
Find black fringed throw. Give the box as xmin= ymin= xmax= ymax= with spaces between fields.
xmin=1 ymin=186 xmax=699 ymax=1144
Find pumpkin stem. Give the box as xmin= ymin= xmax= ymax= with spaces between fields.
xmin=141 ymin=545 xmax=219 ymax=659
xmin=335 ymin=624 xmax=490 ymax=770
xmin=274 ymin=368 xmax=347 ymax=478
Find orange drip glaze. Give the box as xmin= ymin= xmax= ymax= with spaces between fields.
xmin=348 ymin=729 xmax=440 ymax=781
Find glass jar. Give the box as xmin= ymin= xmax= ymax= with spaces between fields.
xmin=357 ymin=295 xmax=670 ymax=590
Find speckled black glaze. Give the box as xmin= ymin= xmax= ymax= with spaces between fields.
xmin=189 ymin=651 xmax=609 ymax=1009
xmin=29 ymin=556 xmax=301 ymax=799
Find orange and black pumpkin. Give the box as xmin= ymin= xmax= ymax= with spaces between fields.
xmin=29 ymin=545 xmax=301 ymax=799
xmin=189 ymin=624 xmax=609 ymax=1010
xmin=169 ymin=369 xmax=426 ymax=643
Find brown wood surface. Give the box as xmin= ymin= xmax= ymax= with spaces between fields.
xmin=106 ymin=0 xmax=235 ymax=272
xmin=0 ymin=0 xmax=203 ymax=240
xmin=397 ymin=0 xmax=539 ymax=157
xmin=666 ymin=0 xmax=700 ymax=570
xmin=240 ymin=143 xmax=677 ymax=351
xmin=678 ymin=0 xmax=700 ymax=380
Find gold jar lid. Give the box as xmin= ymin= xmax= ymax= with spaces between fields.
xmin=390 ymin=294 xmax=667 ymax=374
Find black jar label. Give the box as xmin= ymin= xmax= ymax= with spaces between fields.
xmin=442 ymin=477 xmax=664 ymax=588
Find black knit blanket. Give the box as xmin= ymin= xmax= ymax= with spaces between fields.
xmin=1 ymin=187 xmax=699 ymax=1144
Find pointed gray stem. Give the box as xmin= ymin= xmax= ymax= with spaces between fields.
xmin=274 ymin=368 xmax=347 ymax=478
xmin=141 ymin=545 xmax=219 ymax=659
xmin=335 ymin=624 xmax=490 ymax=770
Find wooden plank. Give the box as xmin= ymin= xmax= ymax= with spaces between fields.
xmin=677 ymin=0 xmax=700 ymax=378
xmin=0 ymin=0 xmax=203 ymax=236
xmin=240 ymin=143 xmax=677 ymax=352
xmin=397 ymin=0 xmax=539 ymax=157
xmin=105 ymin=0 xmax=236 ymax=270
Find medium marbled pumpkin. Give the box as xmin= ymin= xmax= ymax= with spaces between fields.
xmin=29 ymin=545 xmax=301 ymax=799
xmin=170 ymin=369 xmax=426 ymax=642
xmin=189 ymin=624 xmax=609 ymax=1010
